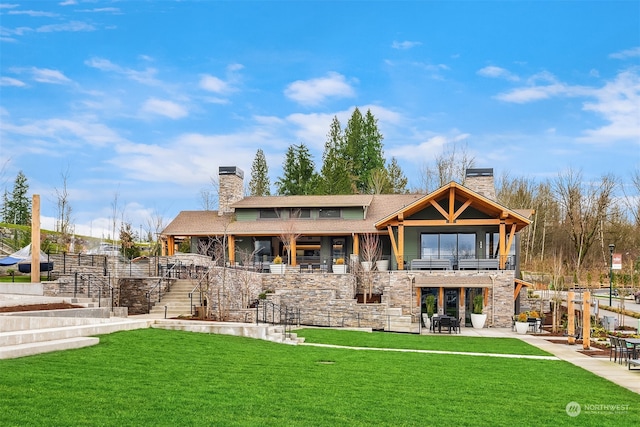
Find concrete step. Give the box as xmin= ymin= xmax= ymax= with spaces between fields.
xmin=0 ymin=319 xmax=151 ymax=347
xmin=0 ymin=337 xmax=99 ymax=359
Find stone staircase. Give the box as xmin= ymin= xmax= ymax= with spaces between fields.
xmin=0 ymin=309 xmax=151 ymax=359
xmin=148 ymin=279 xmax=197 ymax=318
xmin=385 ymin=307 xmax=419 ymax=333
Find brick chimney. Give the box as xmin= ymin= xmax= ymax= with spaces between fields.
xmin=464 ymin=168 xmax=496 ymax=201
xmin=218 ymin=166 xmax=244 ymax=215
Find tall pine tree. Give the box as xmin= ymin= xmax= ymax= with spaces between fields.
xmin=386 ymin=157 xmax=409 ymax=194
xmin=248 ymin=149 xmax=271 ymax=196
xmin=319 ymin=116 xmax=353 ymax=194
xmin=275 ymin=143 xmax=319 ymax=195
xmin=343 ymin=108 xmax=385 ymax=193
xmin=2 ymin=171 xmax=30 ymax=225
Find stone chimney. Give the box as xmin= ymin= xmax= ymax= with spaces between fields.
xmin=218 ymin=166 xmax=244 ymax=215
xmin=464 ymin=168 xmax=496 ymax=201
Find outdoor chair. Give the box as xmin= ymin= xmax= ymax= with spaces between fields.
xmin=608 ymin=336 xmax=618 ymax=362
xmin=451 ymin=317 xmax=461 ymax=333
xmin=438 ymin=316 xmax=452 ymax=333
xmin=618 ymin=338 xmax=634 ymax=365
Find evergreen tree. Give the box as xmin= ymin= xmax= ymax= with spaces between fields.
xmin=386 ymin=157 xmax=409 ymax=194
xmin=3 ymin=171 xmax=30 ymax=225
xmin=249 ymin=149 xmax=271 ymax=196
xmin=319 ymin=116 xmax=353 ymax=194
xmin=275 ymin=143 xmax=319 ymax=195
xmin=343 ymin=108 xmax=385 ymax=193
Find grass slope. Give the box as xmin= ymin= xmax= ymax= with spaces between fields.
xmin=0 ymin=328 xmax=637 ymax=426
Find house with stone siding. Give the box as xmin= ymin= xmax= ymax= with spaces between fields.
xmin=161 ymin=166 xmax=532 ymax=330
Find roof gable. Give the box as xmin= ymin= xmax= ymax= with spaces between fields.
xmin=375 ymin=182 xmax=531 ymax=231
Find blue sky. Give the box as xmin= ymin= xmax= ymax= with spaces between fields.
xmin=1 ymin=0 xmax=639 ymax=240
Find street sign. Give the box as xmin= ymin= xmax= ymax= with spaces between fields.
xmin=612 ymin=253 xmax=622 ymax=270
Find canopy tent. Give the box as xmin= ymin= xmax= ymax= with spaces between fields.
xmin=0 ymin=244 xmax=49 ymax=266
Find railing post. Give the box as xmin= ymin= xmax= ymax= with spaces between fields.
xmin=189 ymin=293 xmax=193 ymax=315
xmin=63 ymin=252 xmax=67 ymax=274
xmin=74 ymin=272 xmax=78 ymax=298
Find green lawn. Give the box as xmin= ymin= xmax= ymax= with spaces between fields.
xmin=0 ymin=328 xmax=638 ymax=426
xmin=294 ymin=328 xmax=552 ymax=355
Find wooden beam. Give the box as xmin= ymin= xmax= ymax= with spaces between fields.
xmin=167 ymin=236 xmax=175 ymax=256
xmin=398 ymin=222 xmax=405 ymax=270
xmin=353 ymin=233 xmax=359 ymax=257
xmin=514 ymin=282 xmax=524 ymax=300
xmin=228 ymin=235 xmax=235 ymax=265
xmin=290 ymin=237 xmax=297 ymax=266
xmin=448 ymin=187 xmax=455 ymax=222
xmin=387 ymin=225 xmax=402 ymax=269
xmin=452 ymin=199 xmax=472 ymax=221
xmin=31 ymin=194 xmax=41 ymax=283
xmin=568 ymin=291 xmax=575 ymax=345
xmin=429 ymin=199 xmax=449 ymax=220
xmin=499 ymin=221 xmax=506 ymax=269
xmin=583 ymin=292 xmax=591 ymax=349
xmin=439 ymin=287 xmax=444 ymax=314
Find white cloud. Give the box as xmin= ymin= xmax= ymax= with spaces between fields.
xmin=0 ymin=76 xmax=26 ymax=87
xmin=85 ymin=57 xmax=159 ymax=85
xmin=392 ymin=40 xmax=422 ymax=50
xmin=580 ymin=69 xmax=640 ymax=143
xmin=284 ymin=72 xmax=356 ymax=106
xmin=199 ymin=75 xmax=230 ymax=93
xmin=36 ymin=21 xmax=95 ymax=33
xmin=609 ymin=47 xmax=640 ymax=59
xmin=8 ymin=10 xmax=59 ymax=17
xmin=477 ymin=66 xmax=519 ymax=82
xmin=30 ymin=67 xmax=71 ymax=84
xmin=141 ymin=98 xmax=188 ymax=119
xmin=59 ymin=1 xmax=77 ymax=5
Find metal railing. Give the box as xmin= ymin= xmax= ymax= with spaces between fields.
xmin=76 ymin=272 xmax=114 ymax=308
xmin=255 ymin=300 xmax=300 ymax=340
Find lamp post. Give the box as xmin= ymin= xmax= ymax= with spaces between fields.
xmin=609 ymin=243 xmax=615 ymax=306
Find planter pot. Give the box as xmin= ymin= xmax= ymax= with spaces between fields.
xmin=269 ymin=264 xmax=285 ymax=274
xmin=515 ymin=321 xmax=529 ymax=335
xmin=422 ymin=313 xmax=431 ymax=330
xmin=332 ymin=264 xmax=347 ymax=274
xmin=376 ymin=260 xmax=389 ymax=271
xmin=470 ymin=313 xmax=487 ymax=329
xmin=361 ymin=261 xmax=373 ymax=271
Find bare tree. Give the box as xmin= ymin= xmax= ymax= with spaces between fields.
xmin=360 ymin=233 xmax=382 ymax=302
xmin=54 ymin=167 xmax=73 ymax=251
xmin=279 ymin=209 xmax=302 ymax=265
xmin=235 ymin=246 xmax=261 ymax=309
xmin=553 ymin=168 xmax=616 ymax=276
xmin=415 ymin=142 xmax=475 ymax=193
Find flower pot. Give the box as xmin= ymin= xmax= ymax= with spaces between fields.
xmin=470 ymin=313 xmax=487 ymax=329
xmin=376 ymin=260 xmax=389 ymax=271
xmin=361 ymin=261 xmax=372 ymax=271
xmin=422 ymin=313 xmax=431 ymax=330
xmin=269 ymin=264 xmax=285 ymax=274
xmin=332 ymin=264 xmax=347 ymax=274
xmin=515 ymin=321 xmax=529 ymax=334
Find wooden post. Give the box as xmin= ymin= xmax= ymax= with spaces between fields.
xmin=583 ymin=291 xmax=591 ymax=350
xmin=31 ymin=194 xmax=41 ymax=283
xmin=567 ymin=291 xmax=575 ymax=345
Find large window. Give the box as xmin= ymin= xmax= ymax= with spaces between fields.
xmin=259 ymin=209 xmax=279 ymax=219
xmin=485 ymin=233 xmax=516 ymax=259
xmin=420 ymin=233 xmax=476 ymax=262
xmin=319 ymin=208 xmax=341 ymax=218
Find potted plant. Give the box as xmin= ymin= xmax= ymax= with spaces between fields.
xmin=470 ymin=294 xmax=487 ymax=329
xmin=422 ymin=294 xmax=435 ymax=330
xmin=515 ymin=312 xmax=529 ymax=334
xmin=332 ymin=257 xmax=347 ymax=274
xmin=269 ymin=255 xmax=285 ymax=274
xmin=376 ymin=258 xmax=389 ymax=272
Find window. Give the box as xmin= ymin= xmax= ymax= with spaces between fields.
xmin=259 ymin=209 xmax=279 ymax=219
xmin=420 ymin=233 xmax=476 ymax=261
xmin=290 ymin=208 xmax=311 ymax=219
xmin=319 ymin=208 xmax=341 ymax=218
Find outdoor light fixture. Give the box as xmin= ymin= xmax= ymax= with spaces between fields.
xmin=609 ymin=243 xmax=615 ymax=306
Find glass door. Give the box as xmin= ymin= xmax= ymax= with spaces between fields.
xmin=465 ymin=288 xmax=483 ymax=326
xmin=444 ymin=288 xmax=459 ymax=318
